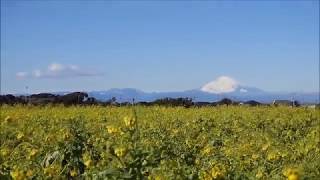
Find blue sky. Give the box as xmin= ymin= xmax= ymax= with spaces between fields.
xmin=1 ymin=0 xmax=319 ymax=94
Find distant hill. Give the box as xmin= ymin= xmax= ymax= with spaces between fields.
xmin=86 ymin=87 xmax=319 ymax=104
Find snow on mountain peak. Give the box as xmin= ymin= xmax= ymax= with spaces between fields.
xmin=239 ymin=88 xmax=248 ymax=93
xmin=201 ymin=76 xmax=239 ymax=94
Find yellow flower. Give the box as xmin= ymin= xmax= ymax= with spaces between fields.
xmin=201 ymin=145 xmax=213 ymax=155
xmin=106 ymin=126 xmax=120 ymax=134
xmin=252 ymin=153 xmax=259 ymax=160
xmin=210 ymin=166 xmax=224 ymax=179
xmin=27 ymin=148 xmax=38 ymax=159
xmin=0 ymin=147 xmax=10 ymax=157
xmin=154 ymin=175 xmax=166 ymax=180
xmin=283 ymin=167 xmax=300 ymax=180
xmin=26 ymin=170 xmax=33 ymax=177
xmin=124 ymin=116 xmax=136 ymax=127
xmin=195 ymin=158 xmax=200 ymax=165
xmin=43 ymin=167 xmax=52 ymax=176
xmin=172 ymin=129 xmax=179 ymax=135
xmin=115 ymin=147 xmax=127 ymax=157
xmin=82 ymin=152 xmax=93 ymax=167
xmin=223 ymin=148 xmax=232 ymax=157
xmin=84 ymin=159 xmax=93 ymax=167
xmin=288 ymin=174 xmax=299 ymax=180
xmin=256 ymin=170 xmax=264 ymax=179
xmin=16 ymin=132 xmax=24 ymax=140
xmin=185 ymin=139 xmax=192 ymax=147
xmin=202 ymin=172 xmax=212 ymax=180
xmin=261 ymin=143 xmax=269 ymax=151
xmin=10 ymin=168 xmax=25 ymax=180
xmin=43 ymin=164 xmax=60 ymax=177
xmin=30 ymin=148 xmax=38 ymax=156
xmin=70 ymin=169 xmax=78 ymax=177
xmin=267 ymin=151 xmax=279 ymax=161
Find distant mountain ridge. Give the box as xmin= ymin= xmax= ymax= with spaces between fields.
xmin=9 ymin=87 xmax=318 ymax=104
xmin=86 ymin=87 xmax=319 ymax=104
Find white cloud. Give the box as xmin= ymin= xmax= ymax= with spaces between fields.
xmin=33 ymin=70 xmax=42 ymax=78
xmin=16 ymin=63 xmax=103 ymax=79
xmin=48 ymin=63 xmax=64 ymax=72
xmin=16 ymin=72 xmax=29 ymax=79
xmin=201 ymin=76 xmax=239 ymax=94
xmin=69 ymin=65 xmax=79 ymax=70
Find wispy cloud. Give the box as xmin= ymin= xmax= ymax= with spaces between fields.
xmin=16 ymin=63 xmax=103 ymax=79
xmin=201 ymin=76 xmax=239 ymax=94
xmin=16 ymin=72 xmax=29 ymax=79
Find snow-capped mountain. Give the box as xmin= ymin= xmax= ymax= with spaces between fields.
xmin=12 ymin=76 xmax=318 ymax=104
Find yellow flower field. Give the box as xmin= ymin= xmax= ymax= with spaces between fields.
xmin=0 ymin=105 xmax=319 ymax=179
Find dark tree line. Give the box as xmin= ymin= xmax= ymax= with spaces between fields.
xmin=0 ymin=92 xmax=89 ymax=106
xmin=0 ymin=92 xmax=302 ymax=107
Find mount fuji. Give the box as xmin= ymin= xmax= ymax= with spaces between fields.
xmin=37 ymin=76 xmax=319 ymax=104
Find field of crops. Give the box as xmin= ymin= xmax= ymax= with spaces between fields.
xmin=0 ymin=105 xmax=319 ymax=180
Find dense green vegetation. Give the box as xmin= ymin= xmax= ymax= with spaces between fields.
xmin=0 ymin=105 xmax=319 ymax=179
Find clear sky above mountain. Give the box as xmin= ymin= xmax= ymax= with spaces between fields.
xmin=1 ymin=0 xmax=319 ymax=94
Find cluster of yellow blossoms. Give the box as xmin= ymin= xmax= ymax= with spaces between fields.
xmin=283 ymin=168 xmax=300 ymax=180
xmin=123 ymin=115 xmax=136 ymax=128
xmin=106 ymin=125 xmax=121 ymax=134
xmin=201 ymin=165 xmax=226 ymax=180
xmin=115 ymin=147 xmax=127 ymax=157
xmin=82 ymin=151 xmax=93 ymax=168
